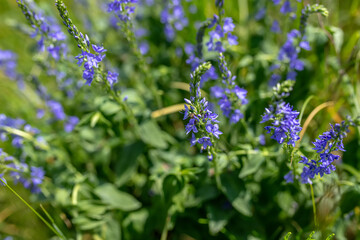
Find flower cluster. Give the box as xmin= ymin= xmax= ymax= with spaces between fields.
xmin=0 ymin=114 xmax=43 ymax=149
xmin=160 ymin=0 xmax=189 ymax=41
xmin=17 ymin=0 xmax=67 ymax=61
xmin=272 ymin=0 xmax=301 ymax=15
xmin=56 ymin=0 xmax=119 ymax=88
xmin=268 ymin=4 xmax=328 ymax=86
xmin=206 ymin=15 xmax=238 ymax=53
xmin=269 ymin=29 xmax=311 ymax=86
xmin=211 ymin=54 xmax=248 ymax=123
xmin=0 ymin=50 xmax=24 ymax=88
xmin=183 ymin=62 xmax=222 ymax=160
xmin=108 ymin=0 xmax=138 ymax=22
xmin=75 ymin=45 xmax=107 ymax=85
xmin=0 ymin=149 xmax=45 ymax=193
xmin=298 ymin=120 xmax=353 ymax=184
xmin=185 ymin=43 xmax=218 ymax=84
xmin=261 ymin=101 xmax=301 ymax=147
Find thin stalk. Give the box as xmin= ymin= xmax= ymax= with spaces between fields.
xmin=299 ymin=95 xmax=315 ymax=124
xmin=40 ymin=204 xmax=67 ymax=239
xmin=212 ymin=150 xmax=222 ymax=191
xmin=160 ymin=213 xmax=170 ymax=240
xmin=310 ymin=184 xmax=318 ymax=227
xmin=0 ymin=179 xmax=65 ymax=239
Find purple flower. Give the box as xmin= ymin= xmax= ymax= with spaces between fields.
xmin=198 ymin=137 xmax=212 ymax=149
xmin=47 ymin=100 xmax=66 ymax=120
xmin=206 ymin=15 xmax=238 ymax=52
xmin=255 ymin=8 xmax=266 ymax=20
xmin=107 ymin=71 xmax=119 ymax=88
xmin=183 ymin=63 xmax=222 ymax=159
xmin=139 ymin=41 xmax=149 ymax=55
xmin=108 ymin=0 xmax=138 ymax=22
xmin=299 ymin=41 xmax=311 ymax=50
xmin=284 ymin=171 xmax=294 ymax=183
xmin=160 ymin=0 xmax=188 ymax=41
xmin=259 ymin=134 xmax=266 ymax=145
xmin=280 ymin=0 xmax=292 ymax=14
xmin=272 ymin=0 xmax=281 ymax=5
xmin=261 ymin=101 xmax=302 ymax=147
xmin=92 ymin=44 xmax=107 ymax=54
xmin=211 ymin=54 xmax=248 ymax=123
xmin=271 ymin=20 xmax=281 ymax=33
xmin=205 ymin=122 xmax=222 ymax=139
xmin=65 ymin=116 xmax=79 ymax=132
xmin=75 ymin=47 xmax=106 ymax=85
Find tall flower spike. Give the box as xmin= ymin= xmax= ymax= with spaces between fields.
xmin=183 ymin=62 xmax=222 ymax=160
xmin=108 ymin=0 xmax=138 ymax=22
xmin=55 ymin=0 xmax=90 ymax=51
xmin=211 ymin=53 xmax=248 ymax=123
xmin=298 ymin=119 xmax=354 ymax=184
xmin=269 ymin=4 xmax=328 ymax=86
xmin=56 ymin=0 xmax=111 ymax=86
xmin=17 ymin=0 xmax=67 ymax=61
xmin=161 ymin=0 xmax=189 ymax=41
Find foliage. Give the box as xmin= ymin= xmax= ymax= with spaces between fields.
xmin=0 ymin=0 xmax=360 ymax=239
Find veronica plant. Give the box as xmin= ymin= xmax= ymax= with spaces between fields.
xmin=269 ymin=4 xmax=328 ymax=86
xmin=261 ymin=80 xmax=302 ymax=147
xmin=285 ymin=117 xmax=360 ymax=184
xmin=210 ymin=54 xmax=248 ymax=123
xmin=0 ymin=49 xmax=24 ymax=88
xmin=16 ymin=0 xmax=67 ymax=61
xmin=160 ymin=0 xmax=189 ymax=41
xmin=183 ymin=62 xmax=222 ymax=161
xmin=0 ymin=115 xmax=48 ymax=193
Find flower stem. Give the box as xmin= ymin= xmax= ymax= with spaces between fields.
xmin=310 ymin=183 xmax=318 ymax=227
xmin=0 ymin=179 xmax=66 ymax=239
xmin=160 ymin=213 xmax=170 ymax=240
xmin=212 ymin=150 xmax=222 ymax=191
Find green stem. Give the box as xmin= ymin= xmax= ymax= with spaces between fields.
xmin=160 ymin=213 xmax=170 ymax=240
xmin=310 ymin=183 xmax=318 ymax=227
xmin=212 ymin=150 xmax=222 ymax=191
xmin=299 ymin=95 xmax=315 ymax=124
xmin=0 ymin=179 xmax=65 ymax=239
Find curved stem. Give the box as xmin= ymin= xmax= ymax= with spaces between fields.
xmin=298 ymin=101 xmax=335 ymax=143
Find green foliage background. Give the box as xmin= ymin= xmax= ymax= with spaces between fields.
xmin=0 ymin=0 xmax=360 ymax=239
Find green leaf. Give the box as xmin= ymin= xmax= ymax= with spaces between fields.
xmin=115 ymin=141 xmax=145 ymax=187
xmin=221 ymin=172 xmax=252 ymax=216
xmin=76 ymin=200 xmax=108 ymax=219
xmin=206 ymin=204 xmax=234 ymax=235
xmin=329 ymin=26 xmax=344 ymax=54
xmin=90 ymin=112 xmax=101 ymax=128
xmin=139 ymin=120 xmax=168 ymax=149
xmin=239 ymin=153 xmax=265 ymax=178
xmin=94 ymin=184 xmax=141 ymax=211
xmin=102 ymin=215 xmax=121 ymax=240
xmin=100 ymin=100 xmax=121 ymax=116
xmin=123 ymin=209 xmax=149 ymax=234
xmin=72 ymin=216 xmax=106 ymax=231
